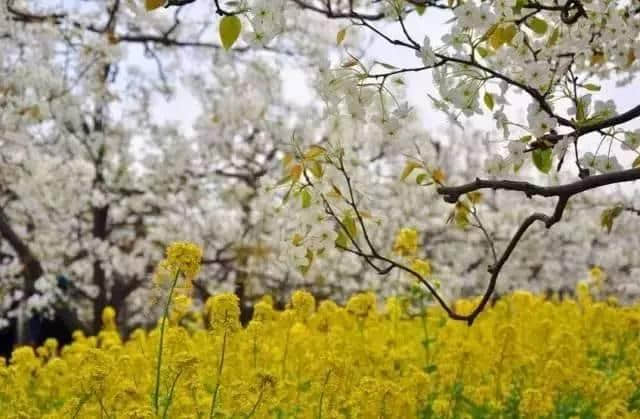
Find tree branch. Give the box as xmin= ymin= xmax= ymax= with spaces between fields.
xmin=437 ymin=168 xmax=640 ymax=204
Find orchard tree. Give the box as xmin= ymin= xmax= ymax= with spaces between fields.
xmin=2 ymin=0 xmax=640 ymax=343
xmin=147 ymin=0 xmax=640 ymax=323
xmin=0 ymin=0 xmax=340 ymax=338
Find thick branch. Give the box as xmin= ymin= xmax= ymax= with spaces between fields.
xmin=438 ymin=168 xmax=640 ymax=204
xmin=530 ymin=104 xmax=640 ymax=151
xmin=432 ymin=167 xmax=640 ymax=324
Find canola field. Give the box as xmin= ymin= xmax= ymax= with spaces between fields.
xmin=1 ymin=288 xmax=640 ymax=419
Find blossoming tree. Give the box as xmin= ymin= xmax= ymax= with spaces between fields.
xmin=152 ymin=0 xmax=640 ymax=324
xmin=0 ymin=0 xmax=338 ymax=338
xmin=2 ymin=0 xmax=640 ymax=343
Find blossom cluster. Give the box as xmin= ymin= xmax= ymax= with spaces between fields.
xmin=2 ymin=287 xmax=640 ymax=418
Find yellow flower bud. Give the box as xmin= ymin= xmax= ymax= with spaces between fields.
xmin=164 ymin=241 xmax=203 ymax=280
xmin=291 ymin=290 xmax=315 ymax=320
xmin=207 ymin=293 xmax=241 ymax=333
xmin=410 ymin=258 xmax=432 ymax=277
xmin=392 ymin=228 xmax=419 ymax=256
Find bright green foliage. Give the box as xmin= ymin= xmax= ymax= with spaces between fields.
xmin=219 ymin=15 xmax=242 ymax=50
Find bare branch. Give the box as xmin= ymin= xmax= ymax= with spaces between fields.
xmin=438 ymin=168 xmax=640 ymax=204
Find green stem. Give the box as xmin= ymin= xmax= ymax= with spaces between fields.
xmin=153 ymin=269 xmax=180 ymax=414
xmin=281 ymin=327 xmax=291 ymax=379
xmin=162 ymin=370 xmax=183 ymax=419
xmin=252 ymin=331 xmax=258 ymax=370
xmin=245 ymin=384 xmax=265 ymax=418
xmin=317 ymin=369 xmax=332 ymax=419
xmin=209 ymin=327 xmax=228 ymax=419
xmin=420 ymin=300 xmax=430 ymax=366
xmin=71 ymin=393 xmax=91 ymax=419
xmin=97 ymin=396 xmax=114 ymax=419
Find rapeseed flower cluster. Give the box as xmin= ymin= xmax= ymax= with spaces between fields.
xmin=392 ymin=228 xmax=419 ymax=257
xmin=2 ymin=287 xmax=640 ymax=418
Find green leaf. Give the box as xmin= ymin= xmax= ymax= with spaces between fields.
xmin=513 ymin=0 xmax=526 ymax=15
xmin=145 ymin=0 xmax=165 ymax=11
xmin=600 ymin=205 xmax=623 ymax=234
xmin=303 ymin=145 xmax=326 ymax=160
xmin=547 ymin=27 xmax=560 ymax=47
xmin=336 ymin=28 xmax=347 ymax=45
xmin=301 ymin=189 xmax=312 ymax=209
xmin=576 ymin=101 xmax=585 ymax=123
xmin=584 ymin=83 xmax=601 ymax=92
xmin=423 ymin=364 xmax=438 ymax=374
xmin=476 ymin=46 xmax=489 ymax=58
xmin=633 ymin=155 xmax=640 ymax=168
xmin=502 ymin=24 xmax=517 ymax=43
xmin=400 ymin=161 xmax=422 ymax=181
xmin=502 ymin=24 xmax=518 ymax=43
xmin=416 ymin=173 xmax=430 ymax=185
xmin=483 ymin=92 xmax=494 ymax=111
xmin=219 ymin=15 xmax=242 ymax=50
xmin=488 ymin=24 xmax=517 ymax=49
xmin=527 ymin=16 xmax=548 ymax=35
xmin=487 ymin=25 xmax=503 ymax=50
xmin=308 ymin=161 xmax=324 ymax=178
xmin=532 ymin=148 xmax=552 ymax=174
xmin=335 ymin=231 xmax=348 ymax=248
xmin=342 ymin=214 xmax=357 ymax=238
xmin=298 ymin=380 xmax=312 ymax=392
xmin=519 ymin=135 xmax=533 ymax=143
xmin=415 ymin=5 xmax=426 ymax=15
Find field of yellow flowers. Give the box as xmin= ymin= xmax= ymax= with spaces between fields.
xmin=1 ymin=285 xmax=640 ymax=418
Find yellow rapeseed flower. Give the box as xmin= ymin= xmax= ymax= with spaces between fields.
xmin=252 ymin=298 xmax=276 ymax=322
xmin=207 ymin=293 xmax=241 ymax=333
xmin=4 ymin=290 xmax=640 ymax=417
xmin=102 ymin=306 xmax=117 ymax=331
xmin=410 ymin=258 xmax=432 ymax=277
xmin=164 ymin=241 xmax=203 ymax=280
xmin=290 ymin=290 xmax=315 ymax=320
xmin=346 ymin=292 xmax=377 ymax=318
xmin=520 ymin=389 xmax=554 ymax=417
xmin=392 ymin=228 xmax=419 ymax=256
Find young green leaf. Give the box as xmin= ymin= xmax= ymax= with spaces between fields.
xmin=301 ymin=189 xmax=312 ymax=209
xmin=489 ymin=24 xmax=517 ymax=49
xmin=336 ymin=28 xmax=347 ymax=45
xmin=600 ymin=205 xmax=623 ymax=233
xmin=400 ymin=161 xmax=422 ymax=181
xmin=526 ymin=17 xmax=548 ymax=35
xmin=342 ymin=214 xmax=357 ymax=238
xmin=416 ymin=173 xmax=430 ymax=185
xmin=476 ymin=46 xmax=489 ymax=58
xmin=219 ymin=15 xmax=242 ymax=50
xmin=308 ymin=161 xmax=324 ymax=178
xmin=501 ymin=24 xmax=517 ymax=44
xmin=483 ymin=92 xmax=494 ymax=111
xmin=335 ymin=231 xmax=348 ymax=248
xmin=532 ymin=148 xmax=552 ymax=174
xmin=547 ymin=27 xmax=560 ymax=47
